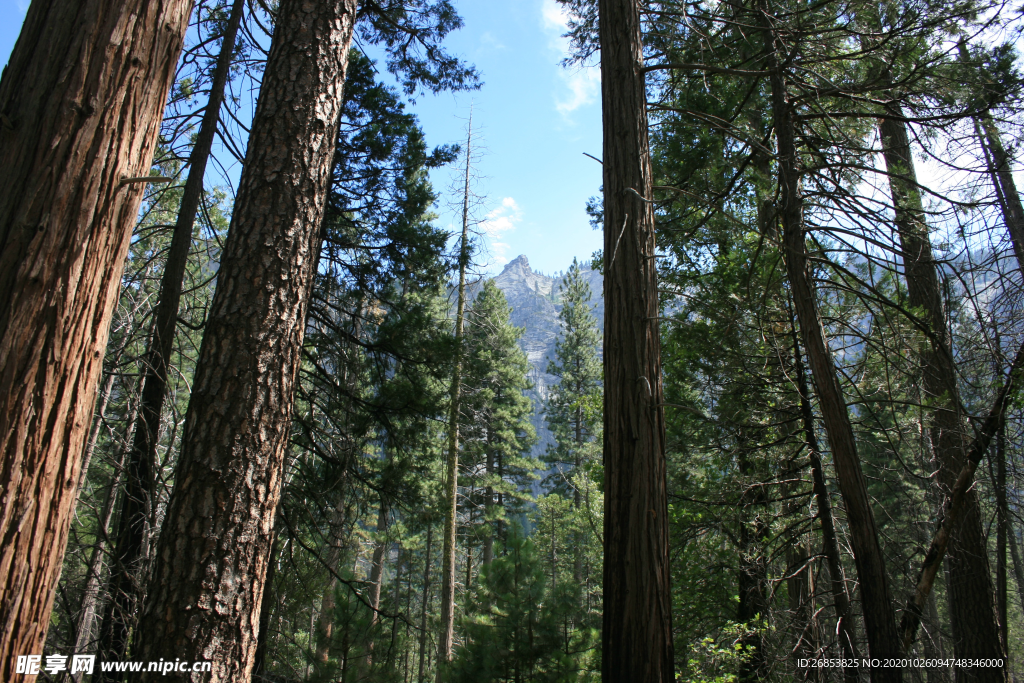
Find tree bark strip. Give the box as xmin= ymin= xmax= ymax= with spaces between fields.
xmin=130 ymin=0 xmax=358 ymax=677
xmin=597 ymin=0 xmax=674 ymax=680
xmin=899 ymin=340 xmax=1024 ymax=656
xmin=790 ymin=308 xmax=860 ymax=679
xmin=0 ymin=0 xmax=191 ymax=671
xmin=95 ymin=1 xmax=246 ymax=672
xmin=436 ymin=117 xmax=473 ymax=676
xmin=879 ymin=106 xmax=1004 ymax=676
xmin=760 ymin=1 xmax=903 ymax=673
xmin=418 ymin=522 xmax=433 ymax=683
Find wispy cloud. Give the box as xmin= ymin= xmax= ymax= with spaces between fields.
xmin=479 ymin=31 xmax=505 ymax=52
xmin=540 ymin=0 xmax=600 ymax=119
xmin=480 ymin=197 xmax=522 ymax=265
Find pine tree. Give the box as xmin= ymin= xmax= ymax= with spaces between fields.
xmin=544 ymin=258 xmax=601 ymax=588
xmin=449 ymin=523 xmax=596 ymax=683
xmin=461 ymin=280 xmax=538 ymax=566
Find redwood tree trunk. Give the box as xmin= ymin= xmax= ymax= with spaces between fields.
xmin=129 ymin=0 xmax=358 ymax=678
xmin=879 ymin=109 xmax=1004 ymax=677
xmin=597 ymin=0 xmax=674 ymax=680
xmin=0 ymin=0 xmax=190 ymax=672
xmin=95 ymin=0 xmax=246 ymax=672
xmin=761 ymin=2 xmax=903 ymax=673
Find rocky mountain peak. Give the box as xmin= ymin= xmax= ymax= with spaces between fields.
xmin=483 ymin=254 xmax=604 ymax=469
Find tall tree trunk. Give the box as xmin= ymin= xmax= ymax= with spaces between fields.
xmin=994 ymin=421 xmax=1007 ymax=653
xmin=418 ymin=523 xmax=433 ymax=683
xmin=790 ymin=305 xmax=860 ymax=678
xmin=437 ymin=117 xmax=473 ymax=677
xmin=878 ymin=107 xmax=1004 ymax=676
xmin=252 ymin=529 xmax=280 ymax=681
xmin=760 ymin=2 xmax=903 ymax=673
xmin=573 ymin=403 xmax=583 ymax=584
xmin=0 ymin=0 xmax=190 ymax=671
xmin=897 ymin=341 xmax=1024 ymax=659
xmin=483 ymin=428 xmax=494 ymax=567
xmin=68 ymin=389 xmax=139 ymax=683
xmin=95 ymin=1 xmax=246 ymax=673
xmin=364 ymin=498 xmax=389 ymax=668
xmin=736 ymin=452 xmax=769 ymax=683
xmin=129 ymin=0 xmax=358 ymax=678
xmin=597 ymin=0 xmax=674 ymax=680
xmin=976 ymin=113 xmax=1024 ymax=272
xmin=1008 ymin=518 xmax=1024 ymax=617
xmin=958 ymin=40 xmax=1024 ymax=274
xmin=315 ymin=494 xmax=349 ymax=665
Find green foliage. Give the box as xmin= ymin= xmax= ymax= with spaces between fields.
xmin=449 ymin=524 xmax=597 ymax=683
xmin=543 ymin=258 xmax=602 ymax=497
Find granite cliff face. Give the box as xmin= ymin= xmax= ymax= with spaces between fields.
xmin=474 ymin=255 xmax=603 ymax=461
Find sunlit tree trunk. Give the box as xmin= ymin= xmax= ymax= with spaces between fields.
xmin=130 ymin=0 xmax=358 ymax=677
xmin=0 ymin=0 xmax=190 ymax=671
xmin=94 ymin=1 xmax=246 ymax=673
xmin=598 ymin=0 xmax=674 ymax=679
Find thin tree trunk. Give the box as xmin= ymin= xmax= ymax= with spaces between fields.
xmin=959 ymin=39 xmax=1024 ymax=274
xmin=95 ymin=2 xmax=246 ymax=674
xmin=736 ymin=448 xmax=769 ymax=683
xmin=573 ymin=403 xmax=583 ymax=584
xmin=598 ymin=0 xmax=674 ymax=680
xmin=437 ymin=116 xmax=473 ymax=677
xmin=899 ymin=340 xmax=1024 ymax=659
xmin=77 ymin=370 xmax=117 ymax=498
xmin=130 ymin=0 xmax=359 ymax=678
xmin=418 ymin=523 xmax=433 ymax=683
xmin=878 ymin=106 xmax=1004 ymax=676
xmin=68 ymin=399 xmax=136 ymax=683
xmin=995 ymin=421 xmax=1007 ymax=653
xmin=1007 ymin=518 xmax=1024 ymax=617
xmin=252 ymin=529 xmax=280 ymax=681
xmin=364 ymin=498 xmax=389 ymax=668
xmin=315 ymin=494 xmax=349 ymax=665
xmin=761 ymin=2 xmax=903 ymax=672
xmin=790 ymin=304 xmax=860 ymax=679
xmin=483 ymin=428 xmax=494 ymax=568
xmin=0 ymin=0 xmax=190 ymax=670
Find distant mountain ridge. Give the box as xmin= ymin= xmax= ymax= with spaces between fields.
xmin=474 ymin=255 xmax=603 ymax=461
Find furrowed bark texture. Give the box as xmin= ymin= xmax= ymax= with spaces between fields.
xmin=130 ymin=0 xmax=358 ymax=678
xmin=0 ymin=0 xmax=190 ymax=674
xmin=761 ymin=4 xmax=903 ymax=674
xmin=879 ymin=111 xmax=1004 ymax=677
xmin=598 ymin=0 xmax=674 ymax=680
xmin=95 ymin=1 xmax=246 ymax=673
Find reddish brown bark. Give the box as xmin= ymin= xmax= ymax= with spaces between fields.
xmin=0 ymin=0 xmax=190 ymax=675
xmin=598 ymin=0 xmax=674 ymax=680
xmin=129 ymin=0 xmax=358 ymax=678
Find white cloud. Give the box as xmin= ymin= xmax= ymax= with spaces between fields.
xmin=479 ymin=31 xmax=505 ymax=52
xmin=479 ymin=197 xmax=522 ymax=265
xmin=540 ymin=0 xmax=600 ymax=119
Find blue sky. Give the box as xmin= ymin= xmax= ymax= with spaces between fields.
xmin=0 ymin=0 xmax=605 ymax=277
